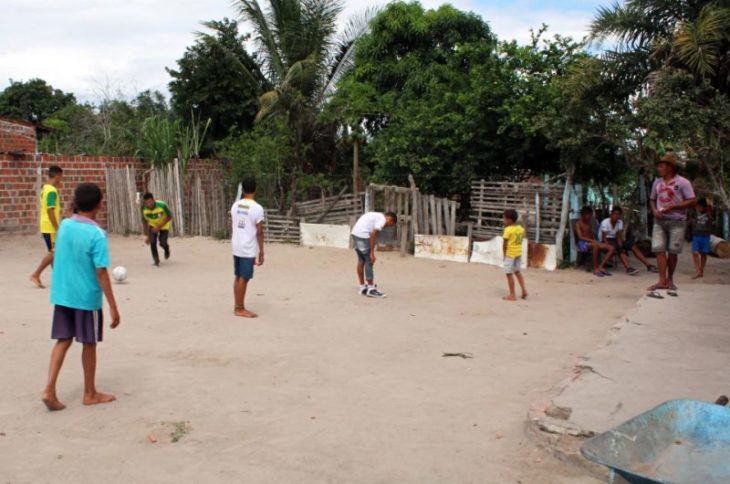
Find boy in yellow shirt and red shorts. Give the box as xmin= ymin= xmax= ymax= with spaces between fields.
xmin=502 ymin=209 xmax=528 ymax=301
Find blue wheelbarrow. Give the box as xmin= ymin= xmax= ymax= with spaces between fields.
xmin=581 ymin=399 xmax=730 ymax=484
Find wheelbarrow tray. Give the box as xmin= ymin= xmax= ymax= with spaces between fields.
xmin=581 ymin=399 xmax=730 ymax=484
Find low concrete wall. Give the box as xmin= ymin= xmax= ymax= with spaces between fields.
xmin=470 ymin=237 xmax=528 ymax=269
xmin=414 ymin=235 xmax=470 ymax=263
xmin=528 ymin=242 xmax=557 ymax=271
xmin=300 ymin=223 xmax=351 ymax=249
xmin=470 ymin=238 xmax=557 ymax=271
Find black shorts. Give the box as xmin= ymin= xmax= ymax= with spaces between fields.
xmin=42 ymin=233 xmax=55 ymax=252
xmin=52 ymin=305 xmax=104 ymax=344
xmin=608 ymin=238 xmax=632 ymax=255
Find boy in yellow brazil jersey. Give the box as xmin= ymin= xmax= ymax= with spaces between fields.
xmin=30 ymin=165 xmax=64 ymax=288
xmin=502 ymin=209 xmax=528 ymax=301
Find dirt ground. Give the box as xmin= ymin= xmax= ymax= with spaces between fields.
xmin=1 ymin=234 xmax=727 ymax=483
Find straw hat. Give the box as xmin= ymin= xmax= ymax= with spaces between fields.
xmin=657 ymin=152 xmax=678 ymax=167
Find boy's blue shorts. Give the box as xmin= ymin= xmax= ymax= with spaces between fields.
xmin=692 ymin=235 xmax=711 ymax=254
xmin=233 ymin=256 xmax=255 ymax=280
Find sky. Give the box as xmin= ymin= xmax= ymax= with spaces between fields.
xmin=0 ymin=0 xmax=606 ymax=103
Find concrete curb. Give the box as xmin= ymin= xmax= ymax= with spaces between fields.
xmin=523 ymin=312 xmax=641 ymax=480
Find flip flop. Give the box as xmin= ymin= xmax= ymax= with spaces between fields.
xmin=667 ymin=291 xmax=678 ymax=297
xmin=594 ymin=272 xmax=605 ymax=278
xmin=602 ymin=271 xmax=613 ymax=277
xmin=647 ymin=291 xmax=664 ymax=299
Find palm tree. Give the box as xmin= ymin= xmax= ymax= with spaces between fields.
xmin=590 ymin=0 xmax=730 ymax=213
xmin=590 ymin=0 xmax=730 ymax=93
xmin=227 ymin=0 xmax=376 ymax=204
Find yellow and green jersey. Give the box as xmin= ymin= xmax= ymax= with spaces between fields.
xmin=503 ymin=224 xmax=525 ymax=258
xmin=40 ymin=184 xmax=61 ymax=234
xmin=143 ymin=200 xmax=172 ymax=230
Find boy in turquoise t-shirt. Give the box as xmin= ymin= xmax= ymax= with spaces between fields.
xmin=502 ymin=209 xmax=528 ymax=301
xmin=41 ymin=183 xmax=121 ymax=411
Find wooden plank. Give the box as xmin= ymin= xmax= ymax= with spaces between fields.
xmin=449 ymin=202 xmax=457 ymax=235
xmin=408 ymin=175 xmax=419 ymax=240
xmin=429 ymin=195 xmax=437 ymax=235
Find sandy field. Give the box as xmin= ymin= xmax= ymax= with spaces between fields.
xmin=1 ymin=234 xmax=727 ymax=483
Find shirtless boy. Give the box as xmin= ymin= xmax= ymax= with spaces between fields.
xmin=575 ymin=206 xmax=615 ymax=277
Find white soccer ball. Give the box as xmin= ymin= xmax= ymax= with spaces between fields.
xmin=112 ymin=266 xmax=128 ymax=283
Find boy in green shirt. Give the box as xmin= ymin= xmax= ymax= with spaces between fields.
xmin=141 ymin=192 xmax=173 ymax=266
xmin=502 ymin=209 xmax=528 ymax=301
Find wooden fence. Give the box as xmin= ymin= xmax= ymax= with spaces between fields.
xmin=470 ymin=180 xmax=563 ymax=243
xmin=264 ymin=213 xmax=300 ymax=243
xmin=187 ymin=172 xmax=229 ymax=237
xmin=104 ymin=165 xmax=140 ymax=235
xmin=366 ymin=182 xmax=460 ymax=253
xmin=294 ymin=188 xmax=364 ymax=225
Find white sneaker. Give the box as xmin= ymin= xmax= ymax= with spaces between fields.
xmin=366 ymin=287 xmax=387 ymax=298
xmin=359 ymin=286 xmax=368 ymax=296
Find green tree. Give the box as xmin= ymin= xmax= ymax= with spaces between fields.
xmin=168 ymin=18 xmax=266 ymax=142
xmin=38 ymin=89 xmax=171 ymax=156
xmin=590 ymin=0 xmax=730 ymax=211
xmin=590 ymin=0 xmax=730 ymax=94
xmin=330 ymin=3 xmax=587 ymax=198
xmin=0 ymin=78 xmax=76 ymax=123
xmin=227 ymin=0 xmax=375 ymax=205
xmin=497 ymin=29 xmax=589 ymax=178
xmin=329 ymin=2 xmax=501 ymax=197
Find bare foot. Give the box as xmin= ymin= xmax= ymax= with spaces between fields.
xmin=521 ymin=293 xmax=528 ymax=300
xmin=235 ymin=308 xmax=258 ymax=318
xmin=502 ymin=295 xmax=517 ymax=301
xmin=647 ymin=283 xmax=669 ymax=291
xmin=83 ymin=392 xmax=116 ymax=406
xmin=692 ymin=273 xmax=703 ymax=280
xmin=42 ymin=393 xmax=66 ymax=411
xmin=30 ymin=274 xmax=44 ymax=288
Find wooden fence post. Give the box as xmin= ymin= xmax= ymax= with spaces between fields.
xmin=409 ymin=175 xmax=420 ymax=238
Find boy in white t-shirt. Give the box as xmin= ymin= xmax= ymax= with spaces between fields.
xmin=599 ymin=206 xmax=656 ymax=276
xmin=351 ymin=211 xmax=397 ymax=298
xmin=230 ymin=177 xmax=265 ymax=318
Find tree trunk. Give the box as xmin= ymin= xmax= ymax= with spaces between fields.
xmin=639 ymin=168 xmax=649 ymax=240
xmin=702 ymin=158 xmax=730 ymax=213
xmin=555 ymin=166 xmax=574 ymax=262
xmin=353 ymin=139 xmax=360 ymax=194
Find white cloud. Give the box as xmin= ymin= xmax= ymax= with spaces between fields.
xmin=0 ymin=0 xmax=602 ymax=102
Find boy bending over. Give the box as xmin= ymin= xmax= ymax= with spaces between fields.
xmin=351 ymin=211 xmax=397 ymax=298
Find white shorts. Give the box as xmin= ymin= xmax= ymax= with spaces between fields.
xmin=504 ymin=256 xmax=522 ymax=274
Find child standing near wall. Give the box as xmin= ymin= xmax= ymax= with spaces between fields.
xmin=502 ymin=209 xmax=528 ymax=301
xmin=692 ymin=198 xmax=712 ymax=279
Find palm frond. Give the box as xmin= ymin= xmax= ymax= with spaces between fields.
xmin=194 ymin=22 xmax=271 ymax=91
xmin=319 ymin=6 xmax=380 ymax=104
xmin=673 ymin=5 xmax=730 ymax=78
xmin=237 ymin=0 xmax=287 ymax=82
xmin=256 ymin=89 xmax=282 ymax=122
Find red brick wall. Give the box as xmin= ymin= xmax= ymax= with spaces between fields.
xmin=0 ymin=118 xmax=37 ymax=154
xmin=0 ymin=155 xmax=144 ymax=234
xmin=0 ymin=155 xmax=228 ymax=235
